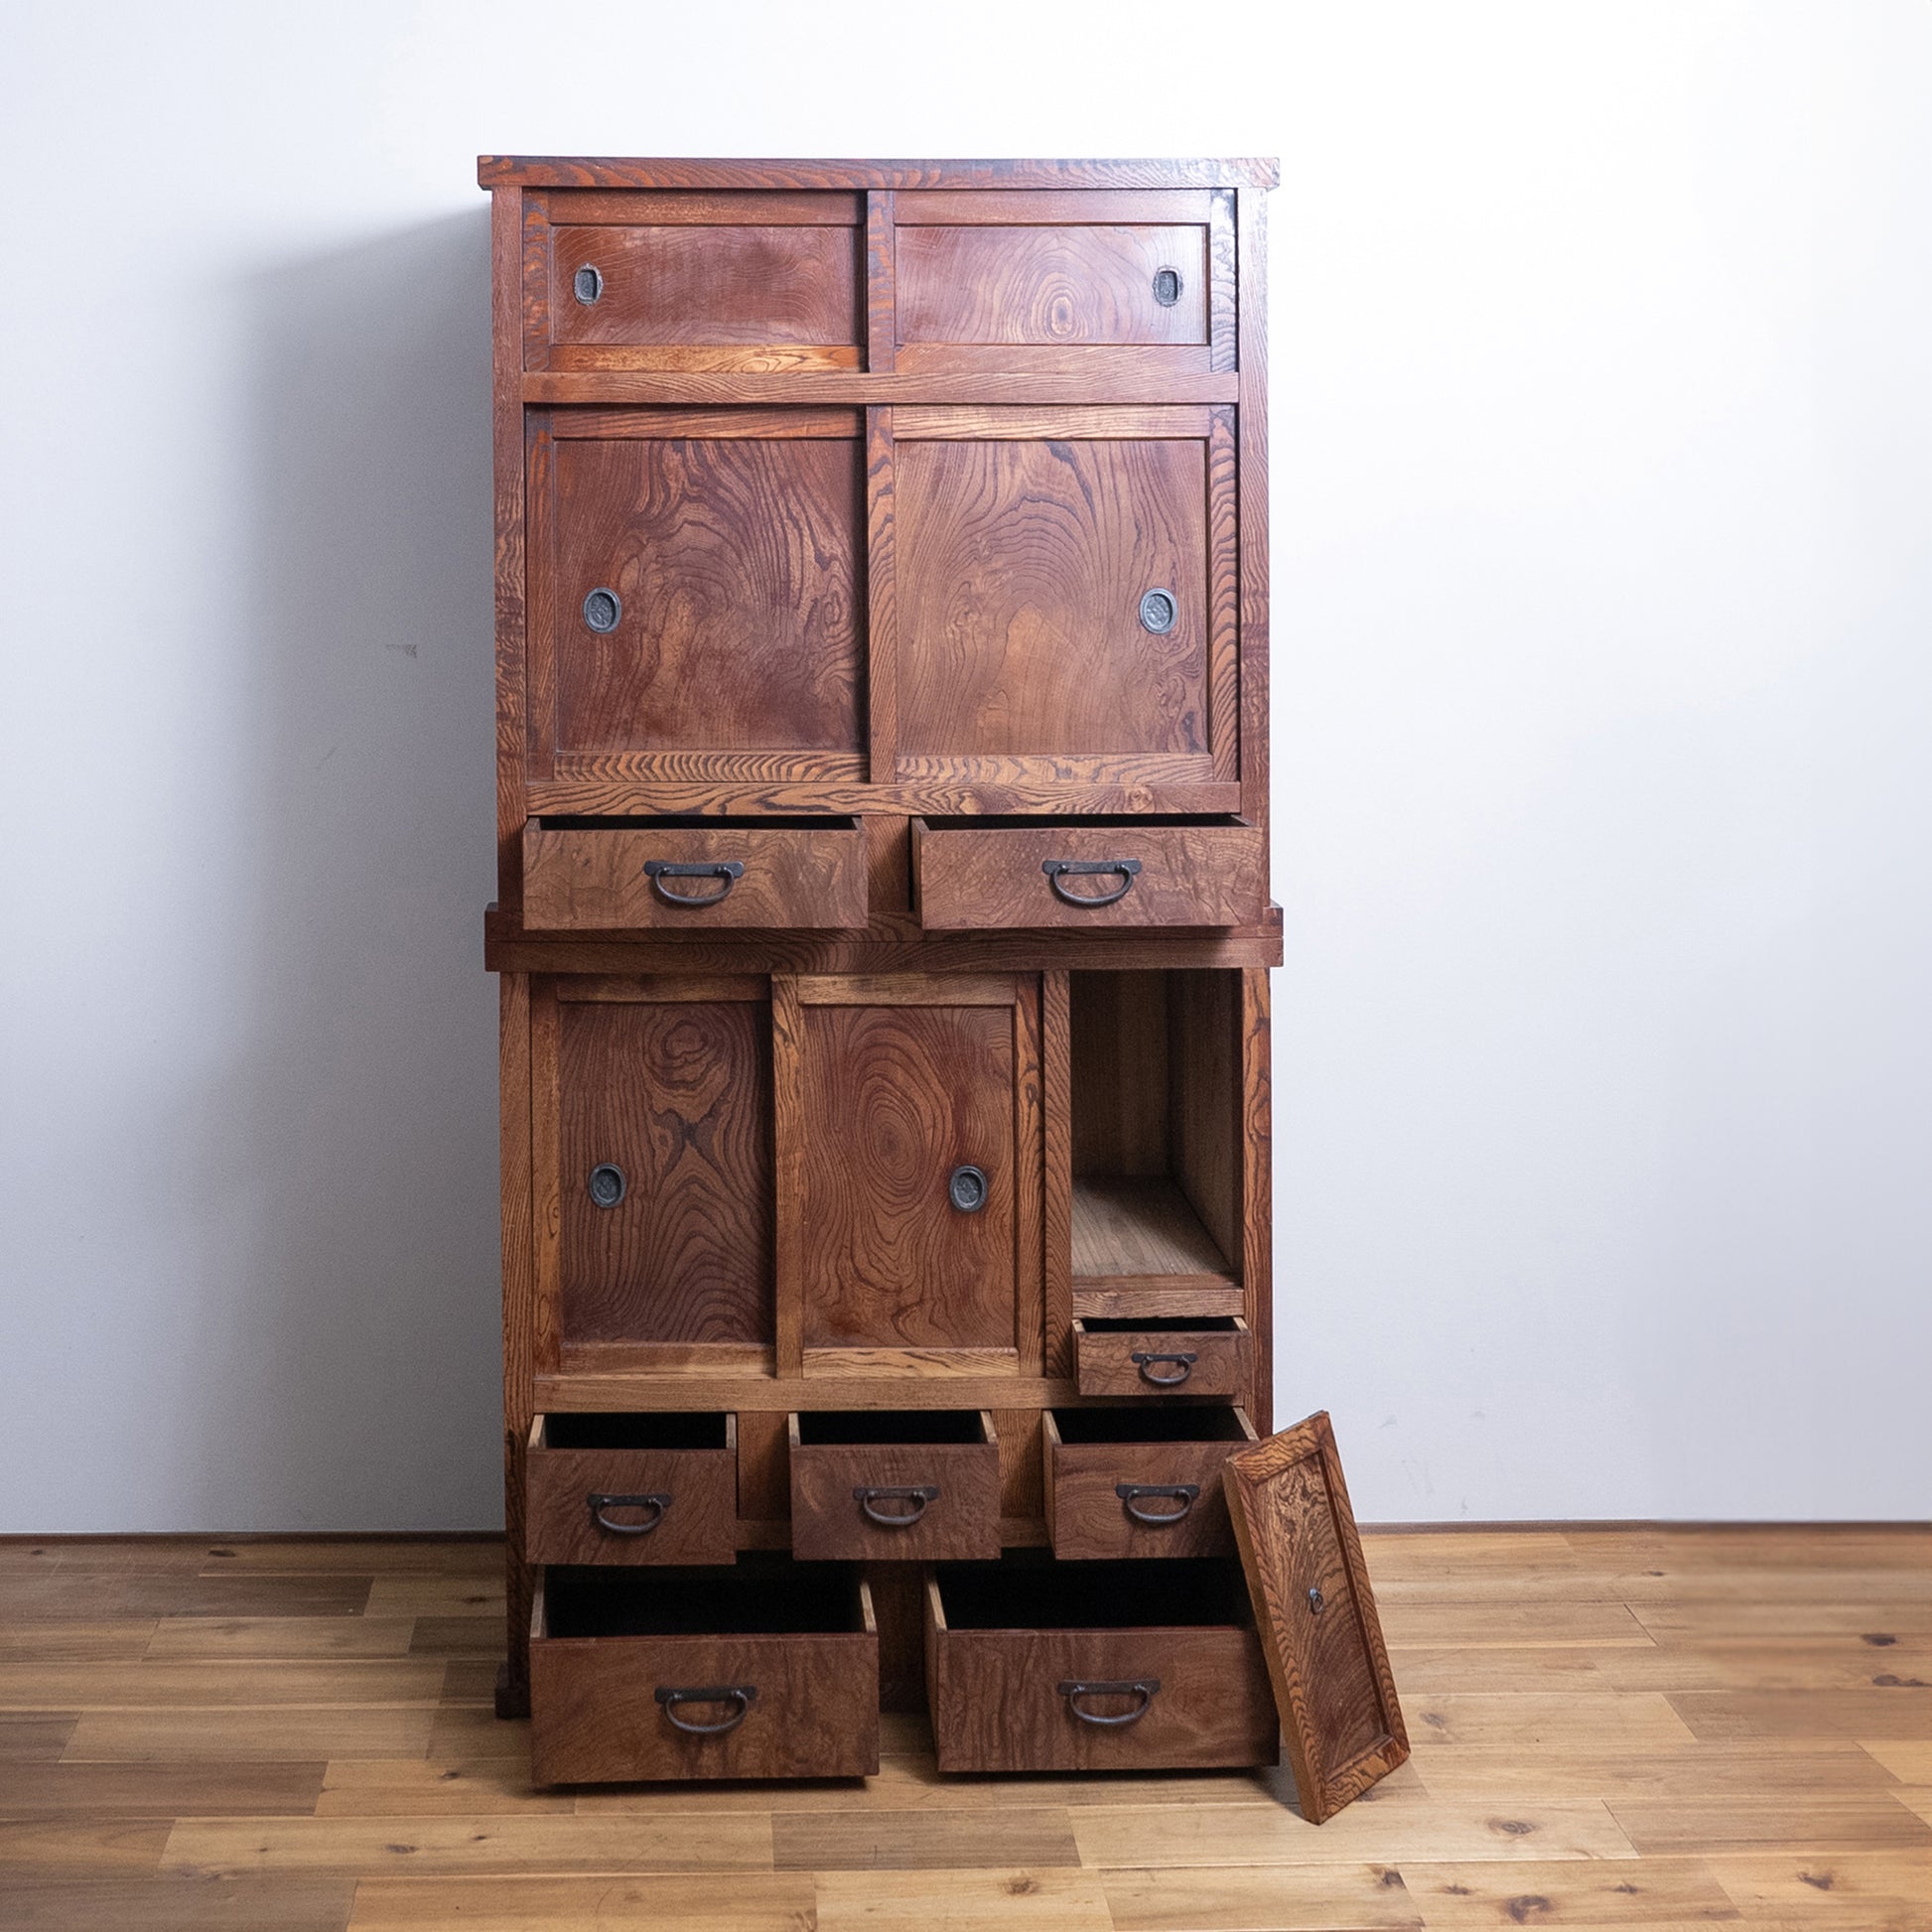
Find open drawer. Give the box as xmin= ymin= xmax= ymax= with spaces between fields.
xmin=529 ymin=1562 xmax=879 ymax=1784
xmin=1044 ymin=1406 xmax=1257 ymax=1560
xmin=910 ymin=816 xmax=1264 ymax=930
xmin=923 ymin=1558 xmax=1276 ymax=1773
xmin=1071 ymin=1315 xmax=1252 ymax=1397
xmin=789 ymin=1411 xmax=1001 ymax=1561
xmin=526 ymin=1413 xmax=737 ymax=1568
xmin=522 ymin=816 xmax=868 ymax=929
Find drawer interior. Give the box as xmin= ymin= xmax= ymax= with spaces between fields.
xmin=541 ymin=1412 xmax=730 ymax=1451
xmin=933 ymin=1557 xmax=1251 ymax=1630
xmin=919 ymin=814 xmax=1251 ymax=833
xmin=1077 ymin=1314 xmax=1242 ymax=1338
xmin=795 ymin=1409 xmax=989 ymax=1448
xmin=1070 ymin=969 xmax=1241 ymax=1306
xmin=545 ymin=1562 xmax=862 ymax=1638
xmin=1049 ymin=1406 xmax=1250 ymax=1447
xmin=533 ymin=814 xmax=861 ymax=833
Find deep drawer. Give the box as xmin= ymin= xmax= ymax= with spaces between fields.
xmin=1071 ymin=1315 xmax=1253 ymax=1398
xmin=910 ymin=817 xmax=1264 ymax=930
xmin=789 ymin=1410 xmax=1001 ymax=1562
xmin=522 ymin=817 xmax=868 ymax=930
xmin=1044 ymin=1406 xmax=1258 ymax=1561
xmin=525 ymin=1413 xmax=737 ymax=1568
xmin=529 ymin=1562 xmax=879 ymax=1784
xmin=923 ymin=1559 xmax=1276 ymax=1773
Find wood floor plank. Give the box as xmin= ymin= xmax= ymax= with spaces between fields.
xmin=1668 ymin=1689 xmax=1932 ymax=1741
xmin=64 ymin=1705 xmax=437 ymax=1762
xmin=812 ymin=1865 xmax=1114 ymax=1931
xmin=1379 ymin=1647 xmax=1618 ymax=1693
xmin=1069 ymin=1798 xmax=1640 ymax=1867
xmin=0 ymin=1874 xmax=354 ymax=1932
xmin=0 ymin=1620 xmax=158 ymax=1661
xmin=160 ymin=1812 xmax=776 ymax=1876
xmin=1709 ymin=1849 xmax=1932 ymax=1927
xmin=1894 ymin=1787 xmax=1932 ymax=1827
xmin=0 ymin=1660 xmax=447 ymax=1709
xmin=1588 ymin=1639 xmax=1932 ymax=1694
xmin=1411 ymin=1739 xmax=1903 ymax=1802
xmin=1633 ymin=1599 xmax=1932 ymax=1642
xmin=317 ymin=1757 xmax=575 ymax=1816
xmin=1561 ymin=1527 xmax=1932 ymax=1570
xmin=0 ymin=1817 xmax=173 ymax=1879
xmin=144 ymin=1618 xmax=421 ymax=1660
xmin=0 ymin=1711 xmax=77 ymax=1759
xmin=0 ymin=1757 xmax=327 ymax=1817
xmin=1378 ymin=1600 xmax=1654 ymax=1647
xmin=345 ymin=1872 xmax=816 ymax=1930
xmin=1401 ymin=1854 xmax=1736 ymax=1925
xmin=200 ymin=1541 xmax=500 ymax=1577
xmin=771 ymin=1805 xmax=1080 ymax=1869
xmin=1863 ymin=1740 xmax=1932 ymax=1779
xmin=1607 ymin=1793 xmax=1932 ymax=1854
xmin=362 ymin=1577 xmax=505 ymax=1619
xmin=405 ymin=1616 xmax=504 ymax=1657
xmin=1405 ymin=1693 xmax=1698 ymax=1751
xmin=1098 ymin=1862 xmax=1421 ymax=1930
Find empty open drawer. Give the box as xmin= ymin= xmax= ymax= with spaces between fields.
xmin=1044 ymin=1406 xmax=1258 ymax=1560
xmin=788 ymin=1410 xmax=1001 ymax=1561
xmin=526 ymin=1413 xmax=737 ymax=1567
xmin=1071 ymin=1315 xmax=1252 ymax=1397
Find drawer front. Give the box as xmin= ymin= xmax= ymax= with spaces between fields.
xmin=927 ymin=1618 xmax=1274 ymax=1774
xmin=912 ymin=821 xmax=1264 ymax=931
xmin=525 ymin=1424 xmax=736 ymax=1569
xmin=530 ymin=1578 xmax=879 ymax=1784
xmin=523 ymin=821 xmax=868 ymax=930
xmin=1073 ymin=1318 xmax=1253 ymax=1398
xmin=1046 ymin=1431 xmax=1248 ymax=1563
xmin=897 ymin=223 xmax=1208 ymax=347
xmin=788 ymin=1415 xmax=1001 ymax=1562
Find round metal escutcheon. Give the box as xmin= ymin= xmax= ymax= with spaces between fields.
xmin=1139 ymin=588 xmax=1177 ymax=634
xmin=948 ymin=1164 xmax=989 ymax=1213
xmin=583 ymin=587 xmax=622 ymax=633
xmin=1308 ymin=1586 xmax=1326 ymax=1615
xmin=573 ymin=263 xmax=604 ymax=305
xmin=1152 ymin=266 xmax=1182 ymax=307
xmin=587 ymin=1163 xmax=627 ymax=1209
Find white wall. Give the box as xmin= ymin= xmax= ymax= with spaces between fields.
xmin=3 ymin=1 xmax=1927 ymax=1530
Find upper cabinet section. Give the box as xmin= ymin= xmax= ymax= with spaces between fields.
xmin=524 ymin=192 xmax=865 ymax=373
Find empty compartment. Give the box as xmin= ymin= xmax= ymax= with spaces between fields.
xmin=526 ymin=1413 xmax=737 ymax=1567
xmin=788 ymin=1410 xmax=1001 ymax=1562
xmin=530 ymin=1559 xmax=879 ymax=1784
xmin=1044 ymin=1406 xmax=1257 ymax=1561
xmin=1070 ymin=969 xmax=1244 ymax=1316
xmin=923 ymin=1557 xmax=1276 ymax=1773
xmin=1071 ymin=1315 xmax=1252 ymax=1398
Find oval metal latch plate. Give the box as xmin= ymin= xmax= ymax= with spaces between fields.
xmin=583 ymin=588 xmax=621 ymax=633
xmin=588 ymin=1164 xmax=626 ymax=1209
xmin=948 ymin=1164 xmax=989 ymax=1213
xmin=1139 ymin=588 xmax=1177 ymax=634
xmin=1152 ymin=266 xmax=1182 ymax=307
xmin=574 ymin=263 xmax=604 ymax=305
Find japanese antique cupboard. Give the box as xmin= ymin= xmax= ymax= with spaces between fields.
xmin=480 ymin=156 xmax=1407 ymax=1823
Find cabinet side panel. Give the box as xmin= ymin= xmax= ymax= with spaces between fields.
xmin=492 ymin=187 xmax=528 ymax=916
xmin=498 ymin=973 xmax=533 ymax=1713
xmin=1241 ymin=967 xmax=1273 ymax=1433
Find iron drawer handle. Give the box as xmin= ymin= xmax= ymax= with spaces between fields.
xmin=643 ymin=860 xmax=743 ymax=907
xmin=854 ymin=1484 xmax=938 ymax=1527
xmin=1059 ymin=1679 xmax=1161 ymax=1725
xmin=1116 ymin=1482 xmax=1199 ymax=1524
xmin=654 ymin=1684 xmax=757 ymax=1734
xmin=587 ymin=1492 xmax=670 ymax=1536
xmin=1131 ymin=1350 xmax=1197 ymax=1386
xmin=1043 ymin=858 xmax=1142 ymax=907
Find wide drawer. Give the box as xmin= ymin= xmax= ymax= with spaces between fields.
xmin=522 ymin=817 xmax=868 ymax=930
xmin=1072 ymin=1315 xmax=1253 ymax=1398
xmin=789 ymin=1410 xmax=1001 ymax=1562
xmin=911 ymin=817 xmax=1264 ymax=930
xmin=530 ymin=1563 xmax=879 ymax=1784
xmin=526 ymin=1414 xmax=737 ymax=1568
xmin=1044 ymin=1407 xmax=1258 ymax=1561
xmin=923 ymin=1559 xmax=1277 ymax=1773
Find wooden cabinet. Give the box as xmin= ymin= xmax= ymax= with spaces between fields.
xmin=482 ymin=155 xmax=1398 ymax=1820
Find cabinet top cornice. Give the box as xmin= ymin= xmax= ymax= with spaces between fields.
xmin=477 ymin=156 xmax=1279 ymax=192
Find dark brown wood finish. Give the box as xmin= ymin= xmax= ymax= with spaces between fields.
xmin=787 ymin=1410 xmax=1001 ymax=1561
xmin=1222 ymin=1411 xmax=1411 ymax=1823
xmin=1043 ymin=1406 xmax=1258 ymax=1562
xmin=483 ymin=158 xmax=1281 ymax=191
xmin=1071 ymin=1315 xmax=1253 ymax=1399
xmin=525 ymin=1413 xmax=738 ymax=1566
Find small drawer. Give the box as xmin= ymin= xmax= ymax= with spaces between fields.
xmin=526 ymin=1414 xmax=737 ymax=1568
xmin=522 ymin=817 xmax=868 ymax=930
xmin=897 ymin=218 xmax=1209 ymax=349
xmin=1044 ymin=1406 xmax=1259 ymax=1561
xmin=910 ymin=817 xmax=1264 ymax=931
xmin=923 ymin=1559 xmax=1277 ymax=1773
xmin=530 ymin=1561 xmax=879 ymax=1784
xmin=1071 ymin=1315 xmax=1252 ymax=1398
xmin=788 ymin=1411 xmax=1001 ymax=1562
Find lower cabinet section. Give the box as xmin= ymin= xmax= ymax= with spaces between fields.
xmin=789 ymin=1410 xmax=1002 ymax=1561
xmin=528 ymin=1562 xmax=881 ymax=1785
xmin=923 ymin=1559 xmax=1279 ymax=1773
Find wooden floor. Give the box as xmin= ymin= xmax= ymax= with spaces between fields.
xmin=2 ymin=1529 xmax=1929 ymax=1930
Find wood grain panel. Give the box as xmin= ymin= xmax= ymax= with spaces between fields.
xmin=897 ymin=435 xmax=1209 ymax=762
xmin=787 ymin=1411 xmax=1000 ymax=1561
xmin=546 ymin=429 xmax=861 ymax=759
xmin=1072 ymin=1316 xmax=1252 ymax=1398
xmin=897 ymin=225 xmax=1207 ymax=345
xmin=1044 ymin=1408 xmax=1257 ymax=1562
xmin=557 ymin=997 xmax=771 ymax=1348
xmin=524 ymin=368 xmax=1243 ymax=405
xmin=536 ymin=189 xmax=863 ymax=224
xmin=524 ymin=1414 xmax=738 ymax=1567
xmin=483 ymin=157 xmax=1282 ymax=191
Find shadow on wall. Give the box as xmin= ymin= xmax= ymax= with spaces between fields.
xmin=175 ymin=210 xmax=502 ymax=1528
